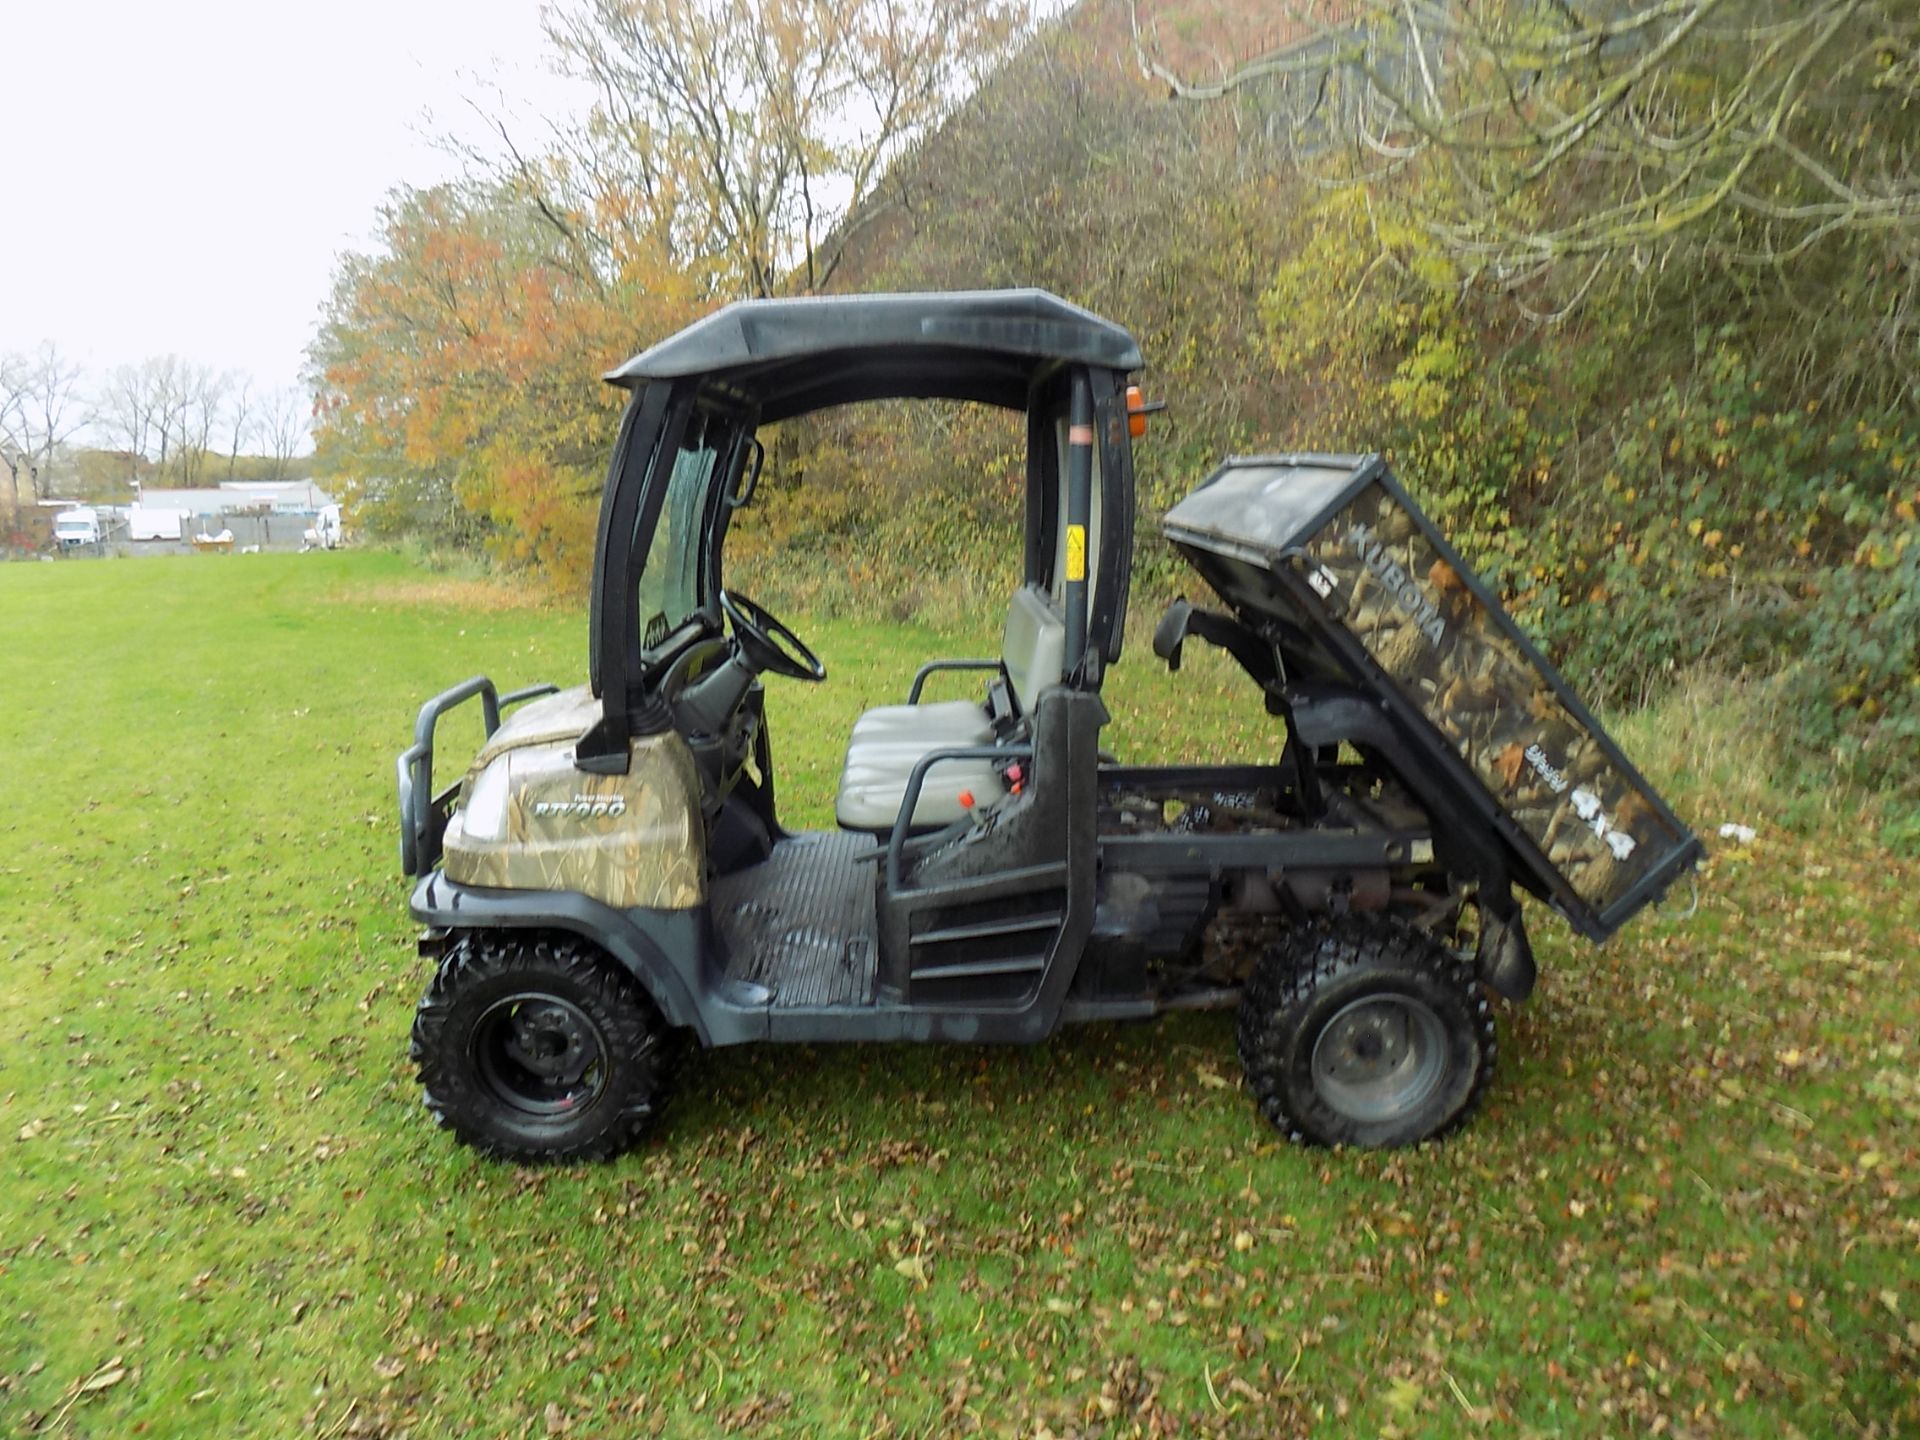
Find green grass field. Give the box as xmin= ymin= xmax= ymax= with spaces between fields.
xmin=2 ymin=552 xmax=1914 ymax=1438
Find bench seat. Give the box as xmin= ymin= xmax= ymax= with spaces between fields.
xmin=834 ymin=586 xmax=1064 ymax=832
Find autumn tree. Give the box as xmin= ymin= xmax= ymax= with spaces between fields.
xmin=311 ymin=182 xmax=696 ymax=582
xmin=509 ymin=0 xmax=1025 ymax=298
xmin=317 ymin=1 xmax=1026 ymax=579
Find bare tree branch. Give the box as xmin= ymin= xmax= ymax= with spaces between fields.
xmin=1134 ymin=0 xmax=1919 ymax=359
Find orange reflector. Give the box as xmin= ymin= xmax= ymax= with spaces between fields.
xmin=1125 ymin=384 xmax=1149 ymax=439
xmin=958 ymin=789 xmax=975 ymax=810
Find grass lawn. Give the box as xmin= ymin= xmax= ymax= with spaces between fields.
xmin=1 ymin=551 xmax=1914 ymax=1438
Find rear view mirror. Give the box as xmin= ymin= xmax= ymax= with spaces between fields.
xmin=727 ymin=437 xmax=765 ymax=509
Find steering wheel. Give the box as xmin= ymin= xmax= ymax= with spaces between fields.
xmin=720 ymin=590 xmax=827 ymax=683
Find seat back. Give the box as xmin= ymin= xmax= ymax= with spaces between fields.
xmin=1001 ymin=584 xmax=1067 ymax=713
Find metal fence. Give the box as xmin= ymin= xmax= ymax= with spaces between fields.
xmin=40 ymin=510 xmax=331 ymax=559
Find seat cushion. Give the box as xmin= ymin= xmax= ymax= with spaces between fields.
xmin=849 ymin=698 xmax=994 ymax=747
xmin=837 ymin=699 xmax=1000 ymax=830
xmin=835 ymin=741 xmax=1007 ymax=831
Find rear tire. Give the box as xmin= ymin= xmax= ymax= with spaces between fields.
xmin=1236 ymin=915 xmax=1494 ymax=1148
xmin=410 ymin=931 xmax=676 ymax=1162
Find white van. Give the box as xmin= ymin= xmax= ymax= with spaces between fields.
xmin=54 ymin=507 xmax=101 ymax=548
xmin=304 ymin=503 xmax=345 ymax=551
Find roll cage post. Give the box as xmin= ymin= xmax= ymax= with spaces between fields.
xmin=1063 ymin=369 xmax=1094 ymax=673
xmin=580 ymin=380 xmax=682 ymax=772
xmin=1089 ymin=368 xmax=1134 ymax=667
xmin=1023 ymin=364 xmax=1135 ymax=687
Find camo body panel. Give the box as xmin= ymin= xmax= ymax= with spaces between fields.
xmin=471 ymin=683 xmax=607 ymax=768
xmin=1300 ymin=486 xmax=1688 ymax=914
xmin=442 ymin=688 xmax=704 ymax=909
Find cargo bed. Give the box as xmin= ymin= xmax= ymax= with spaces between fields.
xmin=1162 ymin=454 xmax=1701 ymax=941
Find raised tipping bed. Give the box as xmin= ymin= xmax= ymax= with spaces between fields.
xmin=1162 ymin=454 xmax=1702 ymax=941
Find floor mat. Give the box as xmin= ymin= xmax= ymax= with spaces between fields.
xmin=712 ymin=830 xmax=879 ymax=1008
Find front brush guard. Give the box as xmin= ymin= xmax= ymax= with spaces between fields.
xmin=396 ymin=677 xmax=558 ymax=876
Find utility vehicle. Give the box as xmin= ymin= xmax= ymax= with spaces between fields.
xmin=396 ymin=289 xmax=1698 ymax=1160
xmin=54 ymin=506 xmax=101 ymax=549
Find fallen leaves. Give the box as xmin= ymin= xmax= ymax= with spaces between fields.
xmin=76 ymin=1363 xmax=126 ymax=1395
xmin=40 ymin=1358 xmax=130 ymax=1433
xmin=6 ymin=563 xmax=1920 ymax=1438
xmin=1382 ymin=1375 xmax=1424 ymax=1418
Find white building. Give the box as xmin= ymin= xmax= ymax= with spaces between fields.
xmin=217 ymin=480 xmax=336 ymax=514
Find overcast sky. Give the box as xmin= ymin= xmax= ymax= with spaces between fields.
xmin=0 ymin=0 xmax=575 ymax=420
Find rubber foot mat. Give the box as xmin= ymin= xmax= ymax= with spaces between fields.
xmin=712 ymin=830 xmax=878 ymax=1008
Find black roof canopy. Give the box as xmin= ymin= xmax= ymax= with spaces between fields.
xmin=605 ymin=288 xmax=1143 ymax=420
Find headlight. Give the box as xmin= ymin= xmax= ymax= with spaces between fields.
xmin=461 ymin=756 xmax=512 ymax=842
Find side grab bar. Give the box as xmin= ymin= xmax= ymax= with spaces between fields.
xmin=906 ymin=658 xmax=1002 ymax=704
xmin=397 ymin=678 xmax=558 ymax=876
xmin=884 ymin=743 xmax=1034 ymax=891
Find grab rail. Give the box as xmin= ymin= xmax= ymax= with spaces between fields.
xmin=397 ymin=678 xmax=559 ymax=876
xmin=884 ymin=743 xmax=1034 ymax=891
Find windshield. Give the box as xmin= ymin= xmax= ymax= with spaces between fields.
xmin=636 ymin=413 xmax=723 ymax=650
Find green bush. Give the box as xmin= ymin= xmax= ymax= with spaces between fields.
xmin=1788 ymin=514 xmax=1920 ymax=799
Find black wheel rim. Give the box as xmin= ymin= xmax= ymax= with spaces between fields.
xmin=471 ymin=992 xmax=611 ymax=1120
xmin=1310 ymin=993 xmax=1450 ymax=1125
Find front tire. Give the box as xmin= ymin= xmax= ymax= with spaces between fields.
xmin=410 ymin=932 xmax=676 ymax=1162
xmin=1237 ymin=915 xmax=1495 ymax=1148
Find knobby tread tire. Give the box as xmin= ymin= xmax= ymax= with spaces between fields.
xmin=1236 ymin=914 xmax=1496 ymax=1149
xmin=410 ymin=931 xmax=677 ymax=1163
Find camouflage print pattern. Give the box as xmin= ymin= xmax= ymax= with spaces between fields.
xmin=1299 ymin=484 xmax=1689 ymax=915
xmin=468 ymin=684 xmax=612 ymax=769
xmin=441 ymin=685 xmax=705 ymax=909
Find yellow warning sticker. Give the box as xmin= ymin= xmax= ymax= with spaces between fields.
xmin=1065 ymin=523 xmax=1087 ymax=582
